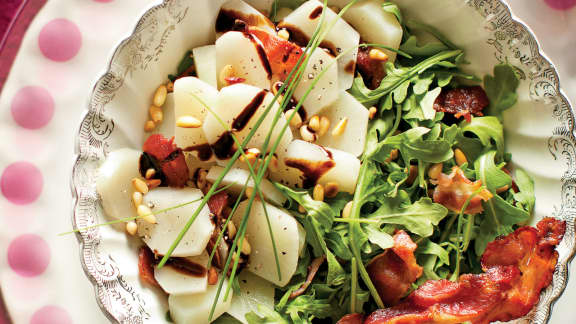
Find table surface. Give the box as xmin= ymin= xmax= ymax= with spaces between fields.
xmin=0 ymin=0 xmax=575 ymax=323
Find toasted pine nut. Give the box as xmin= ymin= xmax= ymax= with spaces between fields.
xmin=277 ymin=29 xmax=290 ymax=40
xmin=144 ymin=120 xmax=156 ymax=132
xmin=145 ymin=168 xmax=156 ymax=180
xmin=369 ymin=106 xmax=378 ymax=120
xmin=146 ymin=179 xmax=161 ymax=190
xmin=406 ymin=165 xmax=418 ymax=185
xmin=298 ymin=205 xmax=306 ymax=213
xmin=324 ymin=182 xmax=339 ymax=198
xmin=268 ymin=155 xmax=279 ymax=173
xmin=245 ymin=187 xmax=254 ymax=199
xmin=196 ymin=169 xmax=208 ymax=191
xmin=272 ymin=81 xmax=283 ymax=95
xmin=286 ymin=109 xmax=303 ymax=128
xmin=428 ymin=163 xmax=443 ymax=180
xmin=126 ymin=221 xmax=138 ymax=236
xmin=385 ymin=149 xmax=399 ymax=163
xmin=369 ymin=48 xmax=389 ymax=62
xmin=309 ymin=115 xmax=321 ymax=132
xmin=241 ymin=237 xmax=252 ymax=255
xmin=331 ymin=117 xmax=348 ymax=136
xmin=177 ymin=115 xmax=203 ymax=128
xmin=149 ymin=105 xmax=163 ymax=123
xmin=313 ymin=184 xmax=325 ymax=201
xmin=300 ymin=125 xmax=317 ymax=142
xmin=132 ymin=191 xmax=143 ymax=207
xmin=219 ymin=64 xmax=235 ymax=86
xmin=227 ymin=222 xmax=237 ymax=239
xmin=166 ymin=81 xmax=174 ymax=93
xmin=207 ymin=267 xmax=218 ymax=285
xmin=132 ymin=178 xmax=149 ymax=194
xmin=342 ymin=201 xmax=353 ymax=218
xmin=138 ymin=205 xmax=156 ymax=223
xmin=318 ymin=116 xmax=330 ymax=136
xmin=496 ymin=185 xmax=510 ymax=194
xmin=454 ymin=148 xmax=467 ymax=166
xmin=153 ymin=85 xmax=168 ymax=107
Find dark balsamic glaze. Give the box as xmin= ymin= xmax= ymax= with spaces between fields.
xmin=139 ymin=152 xmax=166 ymax=183
xmin=183 ymin=143 xmax=213 ymax=161
xmin=242 ymin=32 xmax=272 ymax=80
xmin=284 ymin=147 xmax=335 ymax=188
xmin=309 ymin=6 xmax=324 ymax=19
xmin=278 ymin=24 xmax=339 ymax=57
xmin=212 ymin=131 xmax=236 ymax=160
xmin=273 ymin=82 xmax=307 ymax=120
xmin=164 ymin=257 xmax=207 ymax=277
xmin=345 ymin=60 xmax=356 ymax=74
xmin=232 ymin=90 xmax=267 ymax=131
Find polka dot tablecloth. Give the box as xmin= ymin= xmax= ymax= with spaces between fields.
xmin=0 ymin=0 xmax=574 ymax=323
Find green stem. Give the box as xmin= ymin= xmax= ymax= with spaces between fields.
xmin=350 ymin=257 xmax=358 ymax=313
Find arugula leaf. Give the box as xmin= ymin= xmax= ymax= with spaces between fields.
xmin=325 ymin=230 xmax=353 ymax=260
xmin=214 ymin=314 xmax=243 ymax=324
xmin=274 ymin=184 xmax=335 ymax=230
xmin=399 ymin=35 xmax=449 ymax=57
xmin=513 ymin=168 xmax=535 ymax=213
xmin=246 ymin=305 xmax=290 ymax=324
xmin=416 ymin=239 xmax=450 ymax=266
xmin=285 ymin=295 xmax=334 ymax=320
xmin=412 ymin=72 xmax=435 ymax=95
xmin=419 ymin=87 xmax=442 ymax=120
xmin=326 ymin=250 xmax=346 ymax=286
xmin=460 ymin=116 xmax=504 ymax=157
xmin=369 ymin=194 xmax=449 ymax=237
xmin=382 ymin=2 xmax=403 ymax=24
xmin=405 ymin=20 xmax=459 ymax=50
xmin=484 ymin=64 xmax=520 ymax=118
xmin=365 ymin=225 xmax=394 ymax=250
xmin=475 ymin=150 xmax=512 ymax=192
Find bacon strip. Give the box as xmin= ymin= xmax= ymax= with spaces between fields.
xmin=367 ymin=231 xmax=423 ymax=306
xmin=290 ymin=256 xmax=326 ymax=299
xmin=138 ymin=246 xmax=160 ymax=288
xmin=143 ymin=134 xmax=189 ymax=188
xmin=337 ymin=313 xmax=364 ymax=324
xmin=364 ymin=217 xmax=566 ymax=324
xmin=433 ymin=166 xmax=493 ymax=214
xmin=434 ymin=86 xmax=489 ymax=122
xmin=356 ymin=46 xmax=386 ymax=90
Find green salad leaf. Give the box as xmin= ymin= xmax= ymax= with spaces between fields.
xmin=484 ymin=64 xmax=520 ymax=118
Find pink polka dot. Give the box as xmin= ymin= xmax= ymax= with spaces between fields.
xmin=30 ymin=306 xmax=72 ymax=324
xmin=544 ymin=0 xmax=576 ymax=10
xmin=11 ymin=86 xmax=54 ymax=129
xmin=7 ymin=234 xmax=50 ymax=277
xmin=1 ymin=162 xmax=43 ymax=205
xmin=38 ymin=19 xmax=82 ymax=62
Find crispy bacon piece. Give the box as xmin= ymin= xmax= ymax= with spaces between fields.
xmin=364 ymin=218 xmax=566 ymax=324
xmin=356 ymin=46 xmax=386 ymax=90
xmin=143 ymin=134 xmax=189 ymax=188
xmin=290 ymin=256 xmax=326 ymax=299
xmin=433 ymin=166 xmax=493 ymax=214
xmin=337 ymin=313 xmax=364 ymax=324
xmin=367 ymin=231 xmax=423 ymax=306
xmin=207 ymin=191 xmax=229 ymax=223
xmin=434 ymin=86 xmax=489 ymax=122
xmin=248 ymin=27 xmax=303 ymax=82
xmin=138 ymin=246 xmax=160 ymax=288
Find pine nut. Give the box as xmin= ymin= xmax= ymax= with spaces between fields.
xmin=227 ymin=222 xmax=237 ymax=239
xmin=331 ymin=117 xmax=348 ymax=137
xmin=313 ymin=184 xmax=325 ymax=201
xmin=149 ymin=105 xmax=163 ymax=123
xmin=298 ymin=205 xmax=306 ymax=213
xmin=207 ymin=267 xmax=218 ymax=285
xmin=268 ymin=155 xmax=279 ymax=173
xmin=197 ymin=169 xmax=208 ymax=191
xmin=318 ymin=116 xmax=330 ymax=136
xmin=166 ymin=81 xmax=174 ymax=93
xmin=324 ymin=182 xmax=339 ymax=198
xmin=145 ymin=168 xmax=156 ymax=180
xmin=300 ymin=125 xmax=317 ymax=142
xmin=126 ymin=221 xmax=138 ymax=236
xmin=428 ymin=163 xmax=443 ymax=180
xmin=286 ymin=109 xmax=303 ymax=128
xmin=342 ymin=201 xmax=353 ymax=218
xmin=369 ymin=48 xmax=389 ymax=62
xmin=138 ymin=205 xmax=156 ymax=223
xmin=272 ymin=81 xmax=283 ymax=95
xmin=146 ymin=179 xmax=161 ymax=190
xmin=176 ymin=115 xmax=202 ymax=128
xmin=385 ymin=149 xmax=399 ymax=163
xmin=406 ymin=165 xmax=418 ymax=185
xmin=153 ymin=85 xmax=168 ymax=107
xmin=132 ymin=191 xmax=143 ymax=207
xmin=219 ymin=65 xmax=235 ymax=86
xmin=277 ymin=29 xmax=290 ymax=40
xmin=309 ymin=115 xmax=321 ymax=132
xmin=496 ymin=185 xmax=509 ymax=194
xmin=144 ymin=120 xmax=156 ymax=132
xmin=241 ymin=237 xmax=252 ymax=255
xmin=132 ymin=178 xmax=149 ymax=194
xmin=369 ymin=106 xmax=378 ymax=120
xmin=454 ymin=148 xmax=467 ymax=166
xmin=245 ymin=187 xmax=254 ymax=198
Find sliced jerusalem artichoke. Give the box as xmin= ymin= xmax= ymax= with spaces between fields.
xmin=154 ymin=251 xmax=210 ymax=295
xmin=217 ymin=0 xmax=276 ymax=35
xmin=168 ymin=278 xmax=232 ymax=324
xmin=243 ymin=0 xmax=275 ymax=15
xmin=232 ymin=199 xmax=306 ymax=287
xmin=96 ymin=148 xmax=142 ymax=220
xmin=174 ymin=77 xmax=217 ymax=162
xmin=192 ymin=45 xmax=217 ymax=88
xmin=278 ymin=0 xmax=359 ymax=90
xmin=316 ymin=92 xmax=369 ymax=157
xmin=138 ymin=188 xmax=214 ymax=257
xmin=227 ymin=271 xmax=275 ymax=324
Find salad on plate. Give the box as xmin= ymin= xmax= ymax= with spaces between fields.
xmin=90 ymin=0 xmax=567 ymax=323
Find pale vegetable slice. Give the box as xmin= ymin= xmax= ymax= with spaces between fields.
xmin=203 ymin=83 xmax=292 ymax=163
xmin=281 ymin=140 xmax=361 ymax=193
xmin=316 ymin=92 xmax=369 ymax=157
xmin=138 ymin=188 xmax=214 ymax=257
xmin=232 ymin=200 xmax=306 ymax=287
xmin=96 ymin=148 xmax=141 ymax=220
xmin=174 ymin=77 xmax=217 ymax=162
xmin=227 ymin=271 xmax=275 ymax=324
xmin=216 ymin=31 xmax=271 ymax=90
xmin=192 ymin=45 xmax=217 ymax=88
xmin=218 ymin=0 xmax=276 ymax=35
xmin=185 ymin=154 xmax=216 ymax=179
xmin=244 ymin=0 xmax=275 ymax=14
xmin=292 ymin=48 xmax=339 ymax=118
xmin=154 ymin=93 xmax=175 ymax=139
xmin=169 ymin=278 xmax=232 ymax=324
xmin=278 ymin=0 xmax=359 ymax=90
xmin=341 ymin=0 xmax=403 ymax=62
xmin=206 ymin=166 xmax=286 ymax=206
xmin=154 ymin=252 xmax=209 ymax=295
